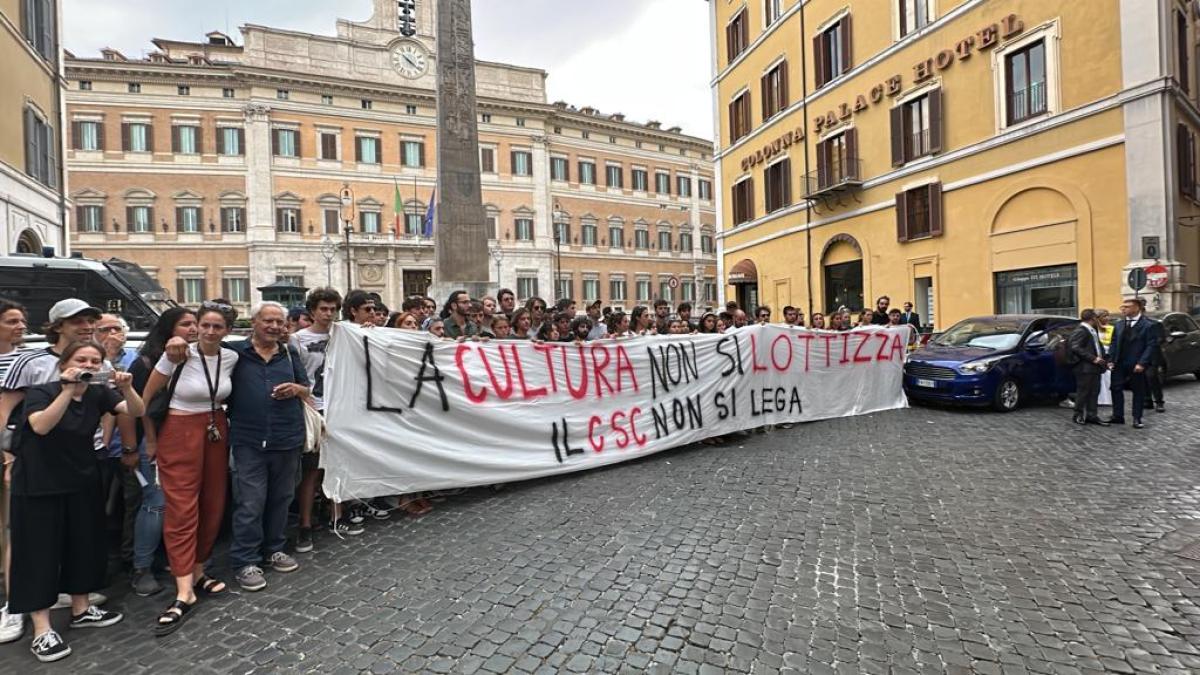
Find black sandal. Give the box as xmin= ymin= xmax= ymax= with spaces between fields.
xmin=153 ymin=599 xmax=195 ymax=637
xmin=194 ymin=575 xmax=227 ymax=596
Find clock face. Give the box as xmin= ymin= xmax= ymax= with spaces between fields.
xmin=391 ymin=43 xmax=428 ymax=79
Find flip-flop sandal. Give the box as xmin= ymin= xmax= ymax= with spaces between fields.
xmin=153 ymin=599 xmax=196 ymax=637
xmin=194 ymin=575 xmax=227 ymax=596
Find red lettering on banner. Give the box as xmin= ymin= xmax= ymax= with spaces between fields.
xmin=612 ymin=410 xmax=631 ymax=448
xmin=591 ymin=344 xmax=614 ymax=398
xmin=839 ymin=333 xmax=851 ymax=365
xmin=481 ymin=345 xmax=515 ymax=399
xmin=456 ymin=346 xmax=488 ymax=404
xmin=515 ymin=349 xmax=547 ymax=398
xmin=771 ymin=334 xmax=794 ymax=371
xmin=559 ymin=345 xmax=590 ymax=400
xmin=588 ymin=415 xmax=605 ymax=452
xmin=795 ymin=333 xmax=815 ymax=372
xmin=749 ymin=334 xmax=769 ymax=372
xmin=890 ymin=334 xmax=907 ymax=361
xmin=875 ymin=331 xmax=893 ymax=360
xmin=614 ymin=345 xmax=639 ymax=393
xmin=852 ymin=332 xmax=874 ymax=363
xmin=630 ymin=407 xmax=647 ymax=446
xmin=820 ymin=334 xmax=836 ymax=367
xmin=532 ymin=343 xmax=560 ymax=394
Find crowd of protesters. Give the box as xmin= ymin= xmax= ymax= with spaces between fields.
xmin=0 ymin=287 xmax=924 ymax=662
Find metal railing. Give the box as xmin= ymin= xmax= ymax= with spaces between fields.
xmin=804 ymin=156 xmax=863 ymax=198
xmin=1007 ymin=81 xmax=1047 ymax=124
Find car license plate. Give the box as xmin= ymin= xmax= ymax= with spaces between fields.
xmin=916 ymin=378 xmax=936 ymax=388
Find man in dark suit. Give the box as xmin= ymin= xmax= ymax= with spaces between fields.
xmin=1107 ymin=297 xmax=1159 ymax=429
xmin=1068 ymin=309 xmax=1109 ymax=426
xmin=900 ymin=302 xmax=921 ymax=329
xmin=1144 ymin=317 xmax=1167 ymax=413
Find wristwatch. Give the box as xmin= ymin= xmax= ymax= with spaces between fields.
xmin=121 ymin=446 xmax=138 ymax=456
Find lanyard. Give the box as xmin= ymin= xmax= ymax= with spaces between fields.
xmin=200 ymin=347 xmax=222 ymax=426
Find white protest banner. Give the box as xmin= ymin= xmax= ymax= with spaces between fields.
xmin=321 ymin=323 xmax=909 ymax=500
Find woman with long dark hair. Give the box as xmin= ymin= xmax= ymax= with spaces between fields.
xmin=125 ymin=308 xmax=198 ymax=597
xmin=698 ymin=313 xmax=719 ymax=334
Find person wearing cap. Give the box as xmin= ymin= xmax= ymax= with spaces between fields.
xmin=0 ymin=298 xmax=105 ymax=645
xmin=585 ymin=301 xmax=606 ymax=340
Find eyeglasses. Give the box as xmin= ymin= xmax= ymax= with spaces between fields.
xmin=201 ymin=301 xmax=233 ymax=312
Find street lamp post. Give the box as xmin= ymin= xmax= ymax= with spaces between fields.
xmin=320 ymin=234 xmax=336 ymax=286
xmin=489 ymin=245 xmax=504 ymax=290
xmin=552 ymin=204 xmax=564 ymax=303
xmin=339 ymin=184 xmax=355 ymax=290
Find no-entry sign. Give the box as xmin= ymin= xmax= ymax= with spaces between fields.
xmin=1145 ymin=264 xmax=1169 ymax=289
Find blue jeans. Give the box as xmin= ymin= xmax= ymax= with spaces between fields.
xmin=229 ymin=446 xmax=300 ymax=570
xmin=132 ymin=447 xmax=165 ymax=570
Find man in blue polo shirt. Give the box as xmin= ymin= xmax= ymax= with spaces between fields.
xmin=225 ymin=302 xmax=309 ymax=592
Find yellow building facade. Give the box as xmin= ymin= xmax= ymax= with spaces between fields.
xmin=711 ymin=0 xmax=1200 ymax=329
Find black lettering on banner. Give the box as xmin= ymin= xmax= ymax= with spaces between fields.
xmin=651 ymin=394 xmax=704 ymax=439
xmin=715 ymin=335 xmax=743 ymax=377
xmin=751 ymin=387 xmax=804 ymax=417
xmin=363 ymin=336 xmax=405 ymax=414
xmin=646 ymin=342 xmax=700 ymax=399
xmin=715 ymin=390 xmax=731 ymax=419
xmin=551 ymin=417 xmax=585 ymax=463
xmin=408 ymin=341 xmax=450 ymax=411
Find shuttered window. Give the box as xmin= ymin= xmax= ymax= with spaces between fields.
xmin=729 ymin=92 xmax=752 ymax=142
xmin=272 ymin=129 xmax=299 ymax=157
xmin=761 ymin=60 xmax=789 ymax=121
xmin=606 ymin=164 xmax=624 ymax=189
xmin=551 ymin=157 xmax=569 ymax=181
xmin=764 ymin=159 xmax=792 ymax=213
xmin=898 ymin=0 xmax=931 ymax=38
xmin=122 ymin=122 xmax=152 ymax=153
xmin=359 ymin=211 xmax=380 ymax=233
xmin=75 ymin=205 xmax=104 ymax=233
xmin=511 ymin=150 xmax=532 ymax=176
xmin=481 ymin=147 xmax=496 ymax=173
xmin=815 ymin=129 xmax=859 ymax=189
xmin=222 ymin=278 xmax=249 ymax=304
xmin=725 ymin=8 xmax=749 ymax=62
xmin=813 ymin=15 xmax=853 ymax=88
xmin=895 ymin=182 xmax=943 ymax=242
xmin=356 ymin=136 xmax=380 ymax=164
xmin=401 ymin=140 xmax=425 ymax=167
xmin=890 ymin=90 xmax=942 ymax=166
xmin=127 ymin=206 xmax=153 ymax=233
xmin=176 ymin=206 xmax=201 ymax=233
xmin=23 ymin=107 xmax=57 ymax=187
xmin=323 ymin=209 xmax=340 ymax=234
xmin=677 ymin=176 xmax=692 ymax=198
xmin=72 ymin=121 xmax=103 ymax=151
xmin=171 ymin=125 xmax=200 ymax=155
xmin=1178 ymin=10 xmax=1190 ymax=94
xmin=578 ymin=161 xmax=596 ymax=185
xmin=276 ymin=208 xmax=300 ymax=233
xmin=20 ymin=0 xmax=56 ymax=61
xmin=731 ymin=178 xmax=755 ymax=225
xmin=221 ymin=207 xmax=245 ymax=233
xmin=515 ymin=218 xmax=534 ymax=241
xmin=656 ymin=171 xmax=672 ymax=195
xmin=1179 ymin=124 xmax=1197 ymax=200
xmin=217 ymin=127 xmax=244 ymax=156
xmin=319 ymin=132 xmax=339 ymax=160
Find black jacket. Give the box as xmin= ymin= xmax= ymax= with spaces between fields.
xmin=1068 ymin=323 xmax=1106 ymax=373
xmin=1109 ymin=315 xmax=1160 ymax=369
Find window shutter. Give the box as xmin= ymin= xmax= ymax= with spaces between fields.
xmin=356 ymin=137 xmax=363 ymax=162
xmin=175 ymin=207 xmax=184 ymax=232
xmin=70 ymin=121 xmax=80 ymax=150
xmin=40 ymin=0 xmax=54 ymax=61
xmin=236 ymin=128 xmax=245 ymax=155
xmin=840 ymin=15 xmax=853 ymax=73
xmin=813 ymin=34 xmax=826 ymax=87
xmin=97 ymin=122 xmax=105 ymax=151
xmin=890 ymin=105 xmax=905 ymax=167
xmin=271 ymin=129 xmax=279 ymax=156
xmin=194 ymin=126 xmax=202 ymax=154
xmin=171 ymin=126 xmax=180 ymax=153
xmin=43 ymin=123 xmax=56 ymax=188
xmin=222 ymin=278 xmax=231 ymax=299
xmin=74 ymin=205 xmax=83 ymax=231
xmin=816 ymin=139 xmax=829 ymax=188
xmin=294 ymin=131 xmax=301 ymax=158
xmin=145 ymin=125 xmax=154 ymax=153
xmin=725 ymin=21 xmax=734 ymax=61
xmin=779 ymin=60 xmax=789 ymax=109
xmin=928 ymin=182 xmax=944 ymax=238
xmin=1180 ymin=124 xmax=1194 ymax=197
xmin=418 ymin=142 xmax=425 ymax=167
xmin=728 ymin=100 xmax=738 ymax=140
xmin=510 ymin=150 xmax=517 ymax=174
xmin=760 ymin=72 xmax=770 ymax=122
xmin=740 ymin=13 xmax=748 ymax=57
xmin=895 ymin=191 xmax=910 ymax=242
xmin=125 ymin=206 xmax=133 ymax=229
xmin=121 ymin=122 xmax=130 ymax=151
xmin=217 ymin=128 xmax=226 ymax=155
xmin=176 ymin=278 xmax=185 ymax=303
xmin=276 ymin=208 xmax=285 ymax=231
xmin=845 ymin=128 xmax=859 ymax=180
xmin=23 ymin=109 xmax=34 ymax=177
xmin=98 ymin=206 xmax=106 ymax=231
xmin=782 ymin=159 xmax=792 ymax=205
xmin=928 ymin=89 xmax=944 ymax=155
xmin=147 ymin=207 xmax=155 ymax=229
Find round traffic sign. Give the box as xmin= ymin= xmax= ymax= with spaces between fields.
xmin=668 ymin=276 xmax=680 ymax=289
xmin=1127 ymin=268 xmax=1147 ymax=292
xmin=1145 ymin=264 xmax=1169 ymax=289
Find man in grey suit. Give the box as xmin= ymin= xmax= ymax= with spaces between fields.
xmin=1068 ymin=308 xmax=1109 ymax=426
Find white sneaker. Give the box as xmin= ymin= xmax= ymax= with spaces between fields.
xmin=51 ymin=592 xmax=107 ymax=610
xmin=0 ymin=605 xmax=25 ymax=644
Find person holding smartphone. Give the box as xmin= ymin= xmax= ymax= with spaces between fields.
xmin=9 ymin=341 xmax=144 ymax=662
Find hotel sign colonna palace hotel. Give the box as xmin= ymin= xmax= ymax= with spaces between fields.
xmin=710 ymin=0 xmax=1200 ymax=327
xmin=61 ymin=0 xmax=717 ymax=313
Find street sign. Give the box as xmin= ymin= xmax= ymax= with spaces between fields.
xmin=1127 ymin=267 xmax=1147 ymax=292
xmin=668 ymin=276 xmax=680 ymax=289
xmin=1146 ymin=264 xmax=1169 ymax=289
xmin=1141 ymin=236 xmax=1161 ymax=260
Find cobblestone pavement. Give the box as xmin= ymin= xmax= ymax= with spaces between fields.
xmin=5 ymin=381 xmax=1200 ymax=674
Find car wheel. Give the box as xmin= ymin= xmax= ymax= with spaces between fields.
xmin=993 ymin=378 xmax=1020 ymax=412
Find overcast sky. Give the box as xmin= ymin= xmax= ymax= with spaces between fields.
xmin=62 ymin=0 xmax=715 ymax=139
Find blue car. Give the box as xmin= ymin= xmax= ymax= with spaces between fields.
xmin=903 ymin=314 xmax=1078 ymax=412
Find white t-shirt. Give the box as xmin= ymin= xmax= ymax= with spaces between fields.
xmin=0 ymin=347 xmax=30 ymax=386
xmin=289 ymin=328 xmax=330 ymax=411
xmin=1 ymin=347 xmax=60 ymax=391
xmin=155 ymin=343 xmax=238 ymax=414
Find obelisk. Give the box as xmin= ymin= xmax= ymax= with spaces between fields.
xmin=433 ymin=0 xmax=490 ymax=301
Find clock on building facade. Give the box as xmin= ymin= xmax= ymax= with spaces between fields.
xmin=390 ymin=41 xmax=428 ymax=78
